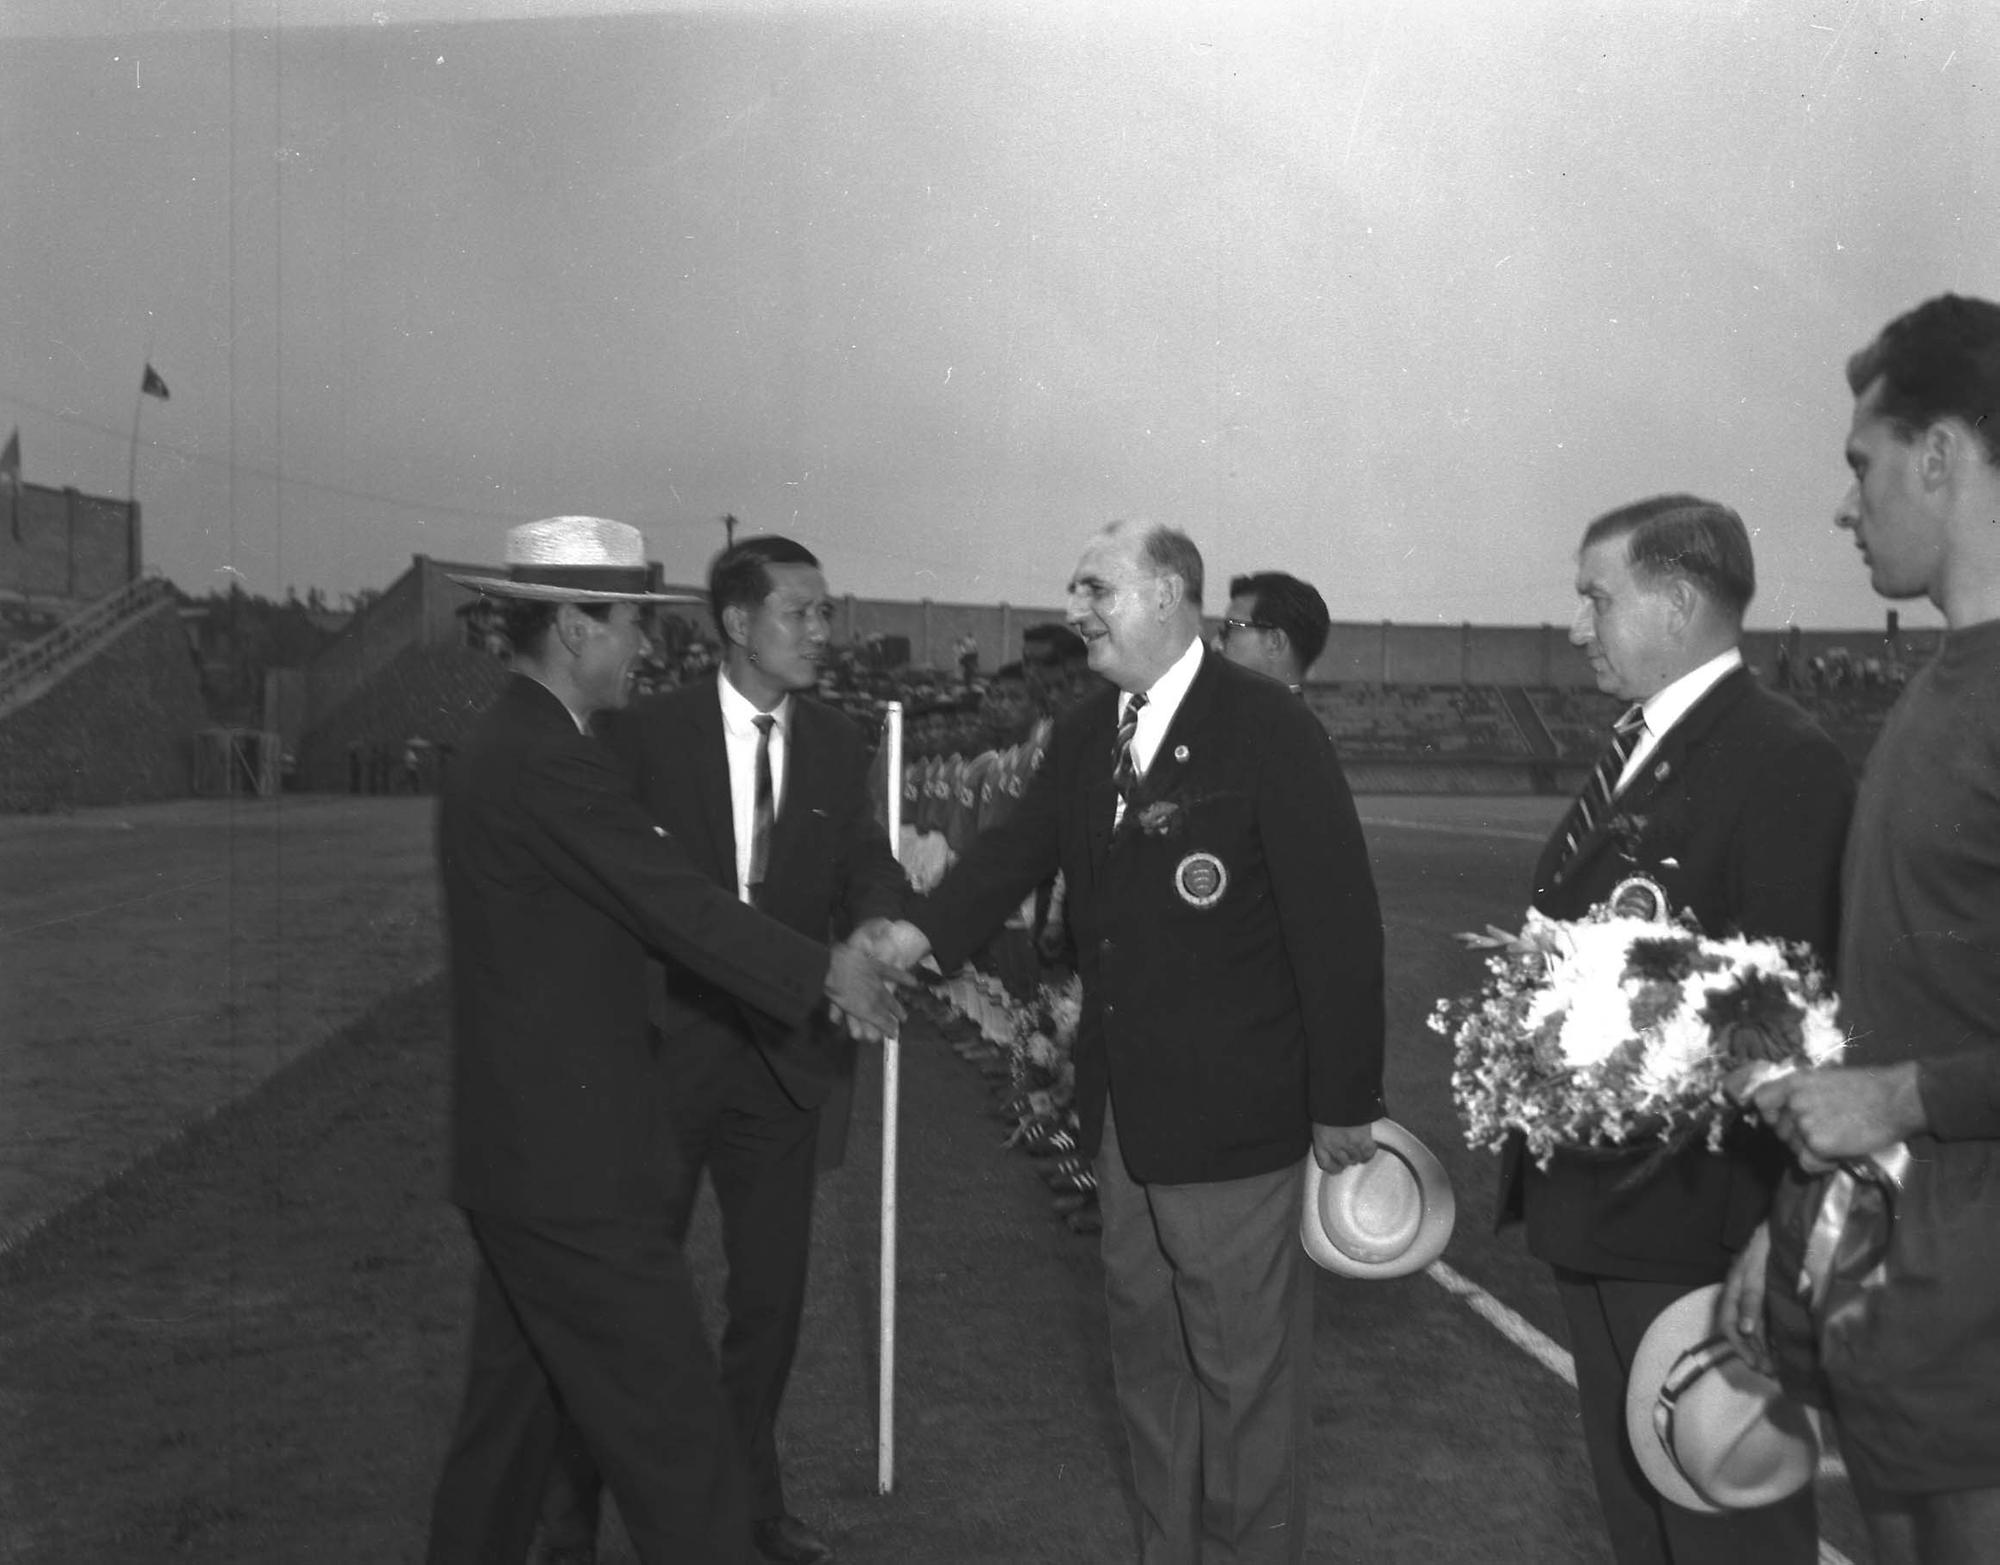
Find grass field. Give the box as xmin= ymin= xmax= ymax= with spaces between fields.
xmin=0 ymin=795 xmax=1877 ymax=1563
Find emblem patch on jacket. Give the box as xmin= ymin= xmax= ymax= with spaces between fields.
xmin=1174 ymin=851 xmax=1227 ymax=908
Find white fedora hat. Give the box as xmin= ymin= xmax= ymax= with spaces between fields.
xmin=1299 ymin=1119 xmax=1455 ymax=1279
xmin=1625 ymin=1283 xmax=1821 ymax=1514
xmin=448 ymin=516 xmax=701 ymax=603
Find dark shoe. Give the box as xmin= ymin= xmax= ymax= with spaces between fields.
xmin=754 ymin=1514 xmax=836 ymax=1564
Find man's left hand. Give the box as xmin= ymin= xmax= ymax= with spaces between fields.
xmin=1312 ymin=1122 xmax=1377 ymax=1172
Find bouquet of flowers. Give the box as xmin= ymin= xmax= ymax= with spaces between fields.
xmin=1432 ymin=895 xmax=1846 ymax=1172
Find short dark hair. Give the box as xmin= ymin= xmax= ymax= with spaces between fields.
xmin=1228 ymin=571 xmax=1330 ymax=672
xmin=1582 ymin=494 xmax=1756 ymax=621
xmin=707 ymin=534 xmax=821 ymax=641
xmin=1136 ymin=524 xmax=1204 ymax=609
xmin=497 ymin=596 xmax=612 ymax=657
xmin=1846 ymin=293 xmax=2000 ymax=467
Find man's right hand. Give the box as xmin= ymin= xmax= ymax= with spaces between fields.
xmin=1717 ymin=1219 xmax=1774 ymax=1378
xmin=824 ymin=939 xmax=912 ymax=1041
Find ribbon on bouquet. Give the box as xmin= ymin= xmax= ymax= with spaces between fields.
xmin=1796 ymin=1140 xmax=1910 ymax=1329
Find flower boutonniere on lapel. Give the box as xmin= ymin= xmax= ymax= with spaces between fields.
xmin=1133 ymin=799 xmax=1184 ymax=838
xmin=1607 ymin=810 xmax=1651 ymax=861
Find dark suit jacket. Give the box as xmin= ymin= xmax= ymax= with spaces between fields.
xmin=915 ymin=647 xmax=1386 ymax=1186
xmin=1499 ymin=666 xmax=1854 ymax=1283
xmin=437 ymin=675 xmax=829 ymax=1221
xmin=603 ymin=680 xmax=910 ymax=1119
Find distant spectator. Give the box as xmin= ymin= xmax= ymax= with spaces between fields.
xmin=956 ymin=631 xmax=980 ymax=687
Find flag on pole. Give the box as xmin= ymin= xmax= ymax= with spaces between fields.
xmin=141 ymin=363 xmax=171 ymax=401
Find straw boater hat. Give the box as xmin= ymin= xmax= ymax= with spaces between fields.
xmin=1624 ymin=1283 xmax=1821 ymax=1514
xmin=448 ymin=516 xmax=700 ymax=603
xmin=1299 ymin=1119 xmax=1455 ymax=1279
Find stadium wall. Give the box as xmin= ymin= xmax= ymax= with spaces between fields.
xmin=0 ymin=482 xmax=140 ymax=603
xmin=0 ymin=594 xmax=207 ymax=811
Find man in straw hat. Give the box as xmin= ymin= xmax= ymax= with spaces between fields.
xmin=1499 ymin=494 xmax=1852 ymax=1565
xmin=863 ymin=520 xmax=1385 ymax=1564
xmin=1731 ymin=294 xmax=2000 ymax=1565
xmin=423 ymin=516 xmax=909 ymax=1565
xmin=540 ymin=534 xmax=910 ymax=1565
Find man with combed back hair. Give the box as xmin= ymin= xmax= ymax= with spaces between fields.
xmin=1735 ymin=294 xmax=2000 ymax=1565
xmin=862 ymin=519 xmax=1385 ymax=1564
xmin=1499 ymin=494 xmax=1851 ymax=1565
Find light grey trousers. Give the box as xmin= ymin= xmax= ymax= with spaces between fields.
xmin=1095 ymin=1100 xmax=1315 ymax=1565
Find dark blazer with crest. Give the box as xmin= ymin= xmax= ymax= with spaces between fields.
xmin=602 ymin=679 xmax=910 ymax=1131
xmin=914 ymin=646 xmax=1385 ymax=1186
xmin=1497 ymin=665 xmax=1854 ymax=1283
xmin=437 ymin=675 xmax=829 ymax=1221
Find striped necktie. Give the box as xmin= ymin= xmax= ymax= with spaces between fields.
xmin=747 ymin=713 xmax=776 ymax=907
xmin=1559 ymin=703 xmax=1645 ymax=867
xmin=1112 ymin=692 xmax=1148 ymax=805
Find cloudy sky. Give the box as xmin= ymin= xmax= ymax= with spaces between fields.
xmin=1 ymin=0 xmax=1994 ymax=633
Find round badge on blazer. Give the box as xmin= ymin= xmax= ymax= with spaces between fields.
xmin=1609 ymin=875 xmax=1671 ymax=922
xmin=1174 ymin=851 xmax=1227 ymax=908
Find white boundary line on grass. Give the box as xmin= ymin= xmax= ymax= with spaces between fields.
xmin=1422 ymin=1261 xmax=1855 ymax=1565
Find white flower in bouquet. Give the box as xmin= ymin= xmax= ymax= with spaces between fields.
xmin=1432 ymin=902 xmax=1846 ymax=1171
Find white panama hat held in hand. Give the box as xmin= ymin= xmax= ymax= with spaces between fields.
xmin=1299 ymin=1119 xmax=1455 ymax=1280
xmin=1625 ymin=1282 xmax=1821 ymax=1514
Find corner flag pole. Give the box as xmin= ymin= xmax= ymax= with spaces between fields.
xmin=878 ymin=699 xmax=904 ymax=1495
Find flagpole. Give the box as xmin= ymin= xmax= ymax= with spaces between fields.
xmin=878 ymin=698 xmax=904 ymax=1496
xmin=127 ymin=355 xmax=152 ymax=504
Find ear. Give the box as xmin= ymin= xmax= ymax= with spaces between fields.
xmin=1155 ymin=572 xmax=1185 ymax=616
xmin=1661 ymin=575 xmax=1700 ymax=634
xmin=721 ymin=601 xmax=751 ymax=650
xmin=554 ymin=602 xmax=589 ymax=655
xmin=1921 ymin=419 xmax=1986 ymax=496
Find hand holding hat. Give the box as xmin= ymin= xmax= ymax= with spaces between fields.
xmin=1299 ymin=1119 xmax=1455 ymax=1280
xmin=1626 ymin=1283 xmax=1821 ymax=1514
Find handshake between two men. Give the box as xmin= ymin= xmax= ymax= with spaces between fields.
xmin=821 ymin=917 xmax=936 ymax=1042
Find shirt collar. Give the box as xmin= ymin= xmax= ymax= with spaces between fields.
xmin=718 ymin=669 xmax=789 ymax=737
xmin=1125 ymin=635 xmax=1203 ymax=722
xmin=1639 ymin=647 xmax=1742 ymax=741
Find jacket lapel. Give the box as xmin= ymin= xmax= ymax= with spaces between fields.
xmin=767 ymin=699 xmax=814 ymax=879
xmin=1083 ymin=691 xmax=1120 ymax=876
xmin=1549 ymin=667 xmax=1753 ymax=887
xmin=685 ymin=684 xmax=738 ymax=891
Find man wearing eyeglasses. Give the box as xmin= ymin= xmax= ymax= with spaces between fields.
xmin=1213 ymin=571 xmax=1331 ymax=695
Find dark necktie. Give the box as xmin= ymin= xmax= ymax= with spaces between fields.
xmin=1558 ymin=703 xmax=1645 ymax=867
xmin=1112 ymin=692 xmax=1148 ymax=806
xmin=747 ymin=713 xmax=776 ymax=907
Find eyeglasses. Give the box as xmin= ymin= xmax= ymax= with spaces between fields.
xmin=1216 ymin=617 xmax=1275 ymax=643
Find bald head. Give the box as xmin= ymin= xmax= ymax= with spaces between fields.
xmin=1065 ymin=521 xmax=1205 ymax=693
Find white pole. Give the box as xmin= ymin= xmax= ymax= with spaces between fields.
xmin=878 ymin=699 xmax=904 ymax=1495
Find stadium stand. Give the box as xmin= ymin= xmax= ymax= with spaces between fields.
xmin=0 ymin=581 xmax=207 ymax=811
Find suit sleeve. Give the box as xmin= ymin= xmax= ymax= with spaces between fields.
xmin=831 ymin=724 xmax=915 ymax=930
xmin=1258 ymin=714 xmax=1387 ymax=1128
xmin=1726 ymin=728 xmax=1854 ymax=967
xmin=518 ymin=735 xmax=828 ymax=1031
xmin=911 ymin=728 xmax=1064 ymax=970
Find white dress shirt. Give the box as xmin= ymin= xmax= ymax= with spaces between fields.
xmin=1114 ymin=636 xmax=1204 ymax=825
xmin=718 ymin=671 xmax=791 ymax=903
xmin=1615 ymin=647 xmax=1743 ymax=796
